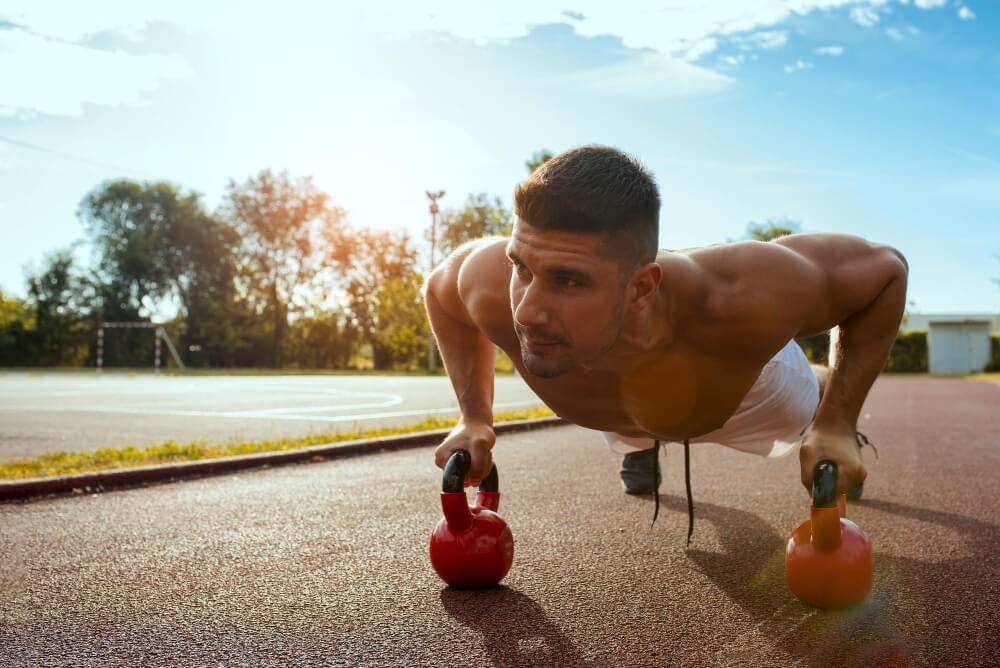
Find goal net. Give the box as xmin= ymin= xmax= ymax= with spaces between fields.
xmin=96 ymin=322 xmax=185 ymax=373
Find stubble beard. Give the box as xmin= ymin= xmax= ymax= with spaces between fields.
xmin=517 ymin=319 xmax=622 ymax=379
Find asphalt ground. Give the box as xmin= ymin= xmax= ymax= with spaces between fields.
xmin=2 ymin=376 xmax=998 ymax=667
xmin=0 ymin=373 xmax=545 ymax=460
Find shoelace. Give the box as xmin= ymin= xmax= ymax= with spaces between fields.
xmin=650 ymin=439 xmax=695 ymax=546
xmin=856 ymin=431 xmax=879 ymax=458
xmin=650 ymin=433 xmax=873 ymax=545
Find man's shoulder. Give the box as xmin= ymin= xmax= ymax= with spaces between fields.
xmin=453 ymin=237 xmax=513 ymax=325
xmin=456 ymin=237 xmax=510 ymax=291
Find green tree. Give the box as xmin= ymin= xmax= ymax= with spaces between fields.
xmin=328 ymin=227 xmax=427 ymax=369
xmin=80 ymin=180 xmax=240 ymax=367
xmin=79 ymin=181 xmax=178 ymax=320
xmin=285 ymin=313 xmax=355 ymax=369
xmin=741 ymin=218 xmax=802 ymax=242
xmin=0 ymin=288 xmax=34 ymax=365
xmin=222 ymin=169 xmax=344 ymax=367
xmin=526 ymin=149 xmax=554 ymax=175
xmin=26 ymin=250 xmax=91 ymax=366
xmin=435 ymin=193 xmax=513 ymax=258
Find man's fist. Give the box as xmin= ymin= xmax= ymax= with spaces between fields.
xmin=434 ymin=422 xmax=496 ymax=487
xmin=799 ymin=428 xmax=867 ymax=497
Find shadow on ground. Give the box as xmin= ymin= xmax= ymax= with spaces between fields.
xmin=440 ymin=585 xmax=586 ymax=667
xmin=641 ymin=493 xmax=999 ymax=666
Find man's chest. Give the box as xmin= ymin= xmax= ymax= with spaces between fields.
xmin=516 ymin=348 xmax=764 ymax=441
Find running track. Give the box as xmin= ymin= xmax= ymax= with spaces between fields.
xmin=2 ymin=376 xmax=998 ymax=666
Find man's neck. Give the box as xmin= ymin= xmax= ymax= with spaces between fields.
xmin=580 ymin=290 xmax=673 ymax=373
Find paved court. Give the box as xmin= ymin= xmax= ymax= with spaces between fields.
xmin=0 ymin=373 xmax=544 ymax=460
xmin=2 ymin=376 xmax=998 ymax=666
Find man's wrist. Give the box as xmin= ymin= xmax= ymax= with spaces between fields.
xmin=809 ymin=413 xmax=856 ymax=435
xmin=459 ymin=412 xmax=494 ymax=428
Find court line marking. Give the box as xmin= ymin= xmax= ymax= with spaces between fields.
xmin=0 ymin=399 xmax=545 ymax=423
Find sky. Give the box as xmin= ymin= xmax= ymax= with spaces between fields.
xmin=1 ymin=0 xmax=998 ymax=314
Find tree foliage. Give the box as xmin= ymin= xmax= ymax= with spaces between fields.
xmin=741 ymin=218 xmax=802 ymax=242
xmin=525 ymin=149 xmax=554 ymax=175
xmin=328 ymin=226 xmax=427 ymax=369
xmin=435 ymin=193 xmax=513 ymax=258
xmin=222 ymin=169 xmax=344 ymax=367
xmin=80 ymin=181 xmax=183 ymax=319
xmin=0 ymin=288 xmax=33 ymax=365
xmin=26 ymin=250 xmax=92 ymax=366
xmin=78 ymin=180 xmax=243 ymax=366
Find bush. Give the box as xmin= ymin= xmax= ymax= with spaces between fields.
xmin=796 ymin=332 xmax=830 ymax=365
xmin=985 ymin=335 xmax=1000 ymax=372
xmin=884 ymin=331 xmax=928 ymax=373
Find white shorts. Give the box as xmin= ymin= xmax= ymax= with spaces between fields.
xmin=602 ymin=340 xmax=820 ymax=458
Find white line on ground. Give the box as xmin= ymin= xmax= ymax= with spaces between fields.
xmin=0 ymin=400 xmax=546 ymax=423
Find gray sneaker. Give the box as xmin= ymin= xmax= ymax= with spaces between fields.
xmin=620 ymin=447 xmax=662 ymax=495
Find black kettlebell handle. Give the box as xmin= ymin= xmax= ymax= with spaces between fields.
xmin=812 ymin=460 xmax=838 ymax=508
xmin=442 ymin=450 xmax=499 ymax=493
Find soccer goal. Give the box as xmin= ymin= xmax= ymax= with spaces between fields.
xmin=96 ymin=322 xmax=186 ymax=373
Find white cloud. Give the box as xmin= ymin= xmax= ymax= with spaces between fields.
xmin=815 ymin=45 xmax=845 ymax=55
xmin=958 ymin=6 xmax=976 ymax=20
xmin=0 ymin=0 xmax=966 ymax=119
xmin=564 ymin=51 xmax=733 ymax=99
xmin=731 ymin=29 xmax=789 ymax=52
xmin=684 ymin=36 xmax=719 ymax=61
xmin=721 ymin=54 xmax=745 ymax=65
xmin=850 ymin=6 xmax=881 ymax=27
xmin=886 ymin=25 xmax=920 ymax=41
xmin=0 ymin=26 xmax=191 ymax=117
xmin=783 ymin=60 xmax=815 ymax=73
xmin=914 ymin=0 xmax=948 ymax=8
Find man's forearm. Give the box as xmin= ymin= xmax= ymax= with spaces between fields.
xmin=425 ymin=290 xmax=497 ymax=426
xmin=814 ymin=256 xmax=908 ymax=432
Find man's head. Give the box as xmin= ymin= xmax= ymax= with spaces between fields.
xmin=514 ymin=145 xmax=660 ymax=275
xmin=507 ymin=146 xmax=662 ymax=378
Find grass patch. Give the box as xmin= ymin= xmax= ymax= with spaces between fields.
xmin=970 ymin=373 xmax=1000 ymax=387
xmin=0 ymin=407 xmax=555 ymax=481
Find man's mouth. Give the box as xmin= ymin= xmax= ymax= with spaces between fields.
xmin=517 ymin=327 xmax=565 ymax=352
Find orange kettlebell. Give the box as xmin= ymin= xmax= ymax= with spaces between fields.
xmin=785 ymin=460 xmax=872 ymax=609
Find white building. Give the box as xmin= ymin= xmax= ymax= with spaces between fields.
xmin=901 ymin=313 xmax=1000 ymax=374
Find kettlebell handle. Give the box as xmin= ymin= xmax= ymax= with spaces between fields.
xmin=812 ymin=460 xmax=838 ymax=508
xmin=442 ymin=450 xmax=499 ymax=493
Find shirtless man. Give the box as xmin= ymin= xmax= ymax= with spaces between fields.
xmin=424 ymin=146 xmax=908 ymax=501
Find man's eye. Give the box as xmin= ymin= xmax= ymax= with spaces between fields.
xmin=511 ymin=263 xmax=530 ymax=278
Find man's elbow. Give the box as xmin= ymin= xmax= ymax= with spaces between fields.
xmin=885 ymin=245 xmax=909 ymax=275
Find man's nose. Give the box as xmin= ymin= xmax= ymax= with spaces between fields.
xmin=513 ymin=284 xmax=549 ymax=327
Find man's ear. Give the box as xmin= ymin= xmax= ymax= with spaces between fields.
xmin=628 ymin=262 xmax=662 ymax=311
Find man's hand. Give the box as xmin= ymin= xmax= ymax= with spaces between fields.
xmin=434 ymin=422 xmax=497 ymax=487
xmin=799 ymin=428 xmax=866 ymax=497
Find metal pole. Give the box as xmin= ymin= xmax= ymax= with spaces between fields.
xmin=97 ymin=324 xmax=105 ymax=374
xmin=426 ymin=190 xmax=445 ymax=372
xmin=154 ymin=327 xmax=162 ymax=374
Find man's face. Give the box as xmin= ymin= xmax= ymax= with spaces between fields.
xmin=506 ymin=220 xmax=626 ymax=378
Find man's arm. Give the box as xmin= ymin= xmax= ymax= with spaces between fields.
xmin=423 ymin=239 xmax=505 ymax=485
xmin=775 ymin=234 xmax=909 ymax=494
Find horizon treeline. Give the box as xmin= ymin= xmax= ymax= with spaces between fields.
xmin=0 ymin=164 xmax=522 ymax=371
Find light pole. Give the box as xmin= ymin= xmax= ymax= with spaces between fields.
xmin=426 ymin=190 xmax=445 ymax=372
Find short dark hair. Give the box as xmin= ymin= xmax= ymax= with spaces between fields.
xmin=514 ymin=146 xmax=660 ymax=268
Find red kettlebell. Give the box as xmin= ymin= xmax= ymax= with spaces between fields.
xmin=786 ymin=460 xmax=872 ymax=609
xmin=429 ymin=450 xmax=514 ymax=588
